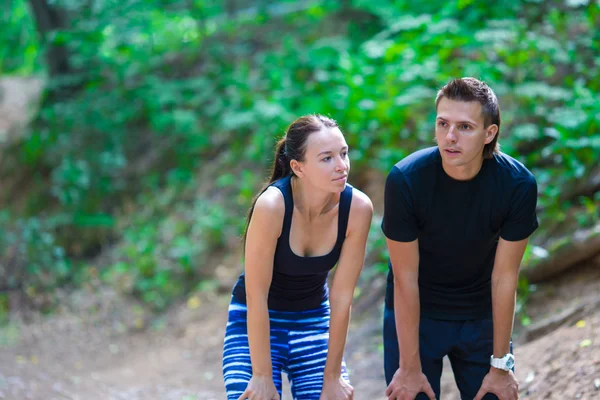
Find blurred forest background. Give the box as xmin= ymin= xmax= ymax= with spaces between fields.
xmin=0 ymin=0 xmax=599 ymax=399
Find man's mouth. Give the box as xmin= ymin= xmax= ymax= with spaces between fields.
xmin=445 ymin=148 xmax=461 ymax=154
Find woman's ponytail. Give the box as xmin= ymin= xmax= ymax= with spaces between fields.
xmin=242 ymin=114 xmax=339 ymax=248
xmin=269 ymin=137 xmax=291 ymax=184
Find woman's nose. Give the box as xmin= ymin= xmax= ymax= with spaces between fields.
xmin=335 ymin=156 xmax=346 ymax=171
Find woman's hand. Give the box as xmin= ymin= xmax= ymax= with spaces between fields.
xmin=237 ymin=375 xmax=280 ymax=400
xmin=319 ymin=376 xmax=354 ymax=400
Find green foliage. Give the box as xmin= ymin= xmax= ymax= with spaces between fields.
xmin=102 ymin=185 xmax=240 ymax=310
xmin=2 ymin=0 xmax=599 ymax=309
xmin=0 ymin=0 xmax=41 ymax=74
xmin=516 ymin=246 xmax=536 ymax=325
xmin=365 ymin=215 xmax=389 ymax=278
xmin=0 ymin=211 xmax=70 ymax=304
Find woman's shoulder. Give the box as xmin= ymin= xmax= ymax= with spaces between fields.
xmin=247 ymin=187 xmax=286 ymax=239
xmin=253 ymin=186 xmax=286 ymax=218
xmin=348 ymin=186 xmax=373 ymax=220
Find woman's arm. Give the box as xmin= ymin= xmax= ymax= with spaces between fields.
xmin=324 ymin=190 xmax=373 ymax=380
xmin=244 ymin=187 xmax=285 ymax=378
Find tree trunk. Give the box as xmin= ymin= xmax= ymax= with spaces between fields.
xmin=27 ymin=0 xmax=80 ymax=102
xmin=28 ymin=0 xmax=71 ymax=78
xmin=522 ymin=223 xmax=600 ymax=283
xmin=558 ymin=167 xmax=600 ymax=203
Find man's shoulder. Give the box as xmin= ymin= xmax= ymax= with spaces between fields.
xmin=491 ymin=152 xmax=536 ymax=184
xmin=391 ymin=146 xmax=439 ymax=178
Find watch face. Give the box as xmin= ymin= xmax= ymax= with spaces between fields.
xmin=506 ymin=356 xmax=515 ymax=369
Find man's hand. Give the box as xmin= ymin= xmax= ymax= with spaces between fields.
xmin=319 ymin=375 xmax=354 ymax=399
xmin=474 ymin=368 xmax=519 ymax=400
xmin=385 ymin=367 xmax=435 ymax=400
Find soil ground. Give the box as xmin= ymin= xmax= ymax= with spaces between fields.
xmin=1 ymin=260 xmax=599 ymax=400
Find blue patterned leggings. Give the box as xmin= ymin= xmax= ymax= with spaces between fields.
xmin=222 ymin=298 xmax=349 ymax=399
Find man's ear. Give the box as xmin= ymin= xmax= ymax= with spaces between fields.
xmin=485 ymin=124 xmax=498 ymax=144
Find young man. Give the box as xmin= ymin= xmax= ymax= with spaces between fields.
xmin=382 ymin=77 xmax=538 ymax=400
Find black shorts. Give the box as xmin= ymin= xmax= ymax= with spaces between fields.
xmin=383 ymin=306 xmax=513 ymax=399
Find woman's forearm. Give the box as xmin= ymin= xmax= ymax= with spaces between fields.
xmin=247 ymin=296 xmax=273 ymax=376
xmin=323 ymin=298 xmax=351 ymax=378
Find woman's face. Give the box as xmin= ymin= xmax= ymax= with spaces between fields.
xmin=294 ymin=127 xmax=350 ymax=193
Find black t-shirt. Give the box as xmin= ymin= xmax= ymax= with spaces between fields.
xmin=381 ymin=147 xmax=539 ymax=320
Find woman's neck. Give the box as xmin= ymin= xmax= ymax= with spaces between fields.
xmin=291 ymin=176 xmax=337 ymax=220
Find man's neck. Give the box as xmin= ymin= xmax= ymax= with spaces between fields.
xmin=441 ymin=157 xmax=484 ymax=181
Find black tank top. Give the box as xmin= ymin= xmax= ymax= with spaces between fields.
xmin=232 ymin=175 xmax=353 ymax=311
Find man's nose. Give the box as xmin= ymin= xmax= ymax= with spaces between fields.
xmin=446 ymin=125 xmax=458 ymax=143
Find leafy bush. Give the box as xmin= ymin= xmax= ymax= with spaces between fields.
xmin=0 ymin=211 xmax=69 ymax=311
xmin=2 ymin=0 xmax=599 ymax=309
xmin=102 ymin=184 xmax=241 ymax=310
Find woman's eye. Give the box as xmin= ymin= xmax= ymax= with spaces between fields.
xmin=341 ymin=151 xmax=348 ymax=157
xmin=323 ymin=156 xmax=332 ymax=162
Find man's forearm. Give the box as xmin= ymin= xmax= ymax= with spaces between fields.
xmin=491 ymin=277 xmax=517 ymax=357
xmin=394 ymin=276 xmax=421 ymax=370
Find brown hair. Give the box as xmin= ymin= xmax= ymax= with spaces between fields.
xmin=243 ymin=114 xmax=339 ymax=244
xmin=435 ymin=77 xmax=501 ymax=159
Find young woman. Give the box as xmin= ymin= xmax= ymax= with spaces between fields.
xmin=222 ymin=114 xmax=373 ymax=400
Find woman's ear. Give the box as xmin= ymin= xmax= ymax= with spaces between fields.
xmin=290 ymin=159 xmax=304 ymax=178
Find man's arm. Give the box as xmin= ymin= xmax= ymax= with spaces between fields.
xmin=491 ymin=172 xmax=538 ymax=357
xmin=491 ymin=237 xmax=528 ymax=358
xmin=474 ymin=237 xmax=529 ymax=400
xmin=385 ymin=239 xmax=435 ymax=400
xmin=389 ymin=239 xmax=421 ymax=370
xmin=382 ymin=166 xmax=434 ymax=400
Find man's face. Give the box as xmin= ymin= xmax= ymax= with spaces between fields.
xmin=435 ymin=97 xmax=497 ymax=177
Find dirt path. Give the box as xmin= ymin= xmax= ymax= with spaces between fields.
xmin=1 ymin=262 xmax=599 ymax=400
xmin=0 ymin=287 xmax=229 ymax=400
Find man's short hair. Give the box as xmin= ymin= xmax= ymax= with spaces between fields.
xmin=435 ymin=78 xmax=501 ymax=159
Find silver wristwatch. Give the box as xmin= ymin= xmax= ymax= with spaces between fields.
xmin=490 ymin=353 xmax=515 ymax=371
